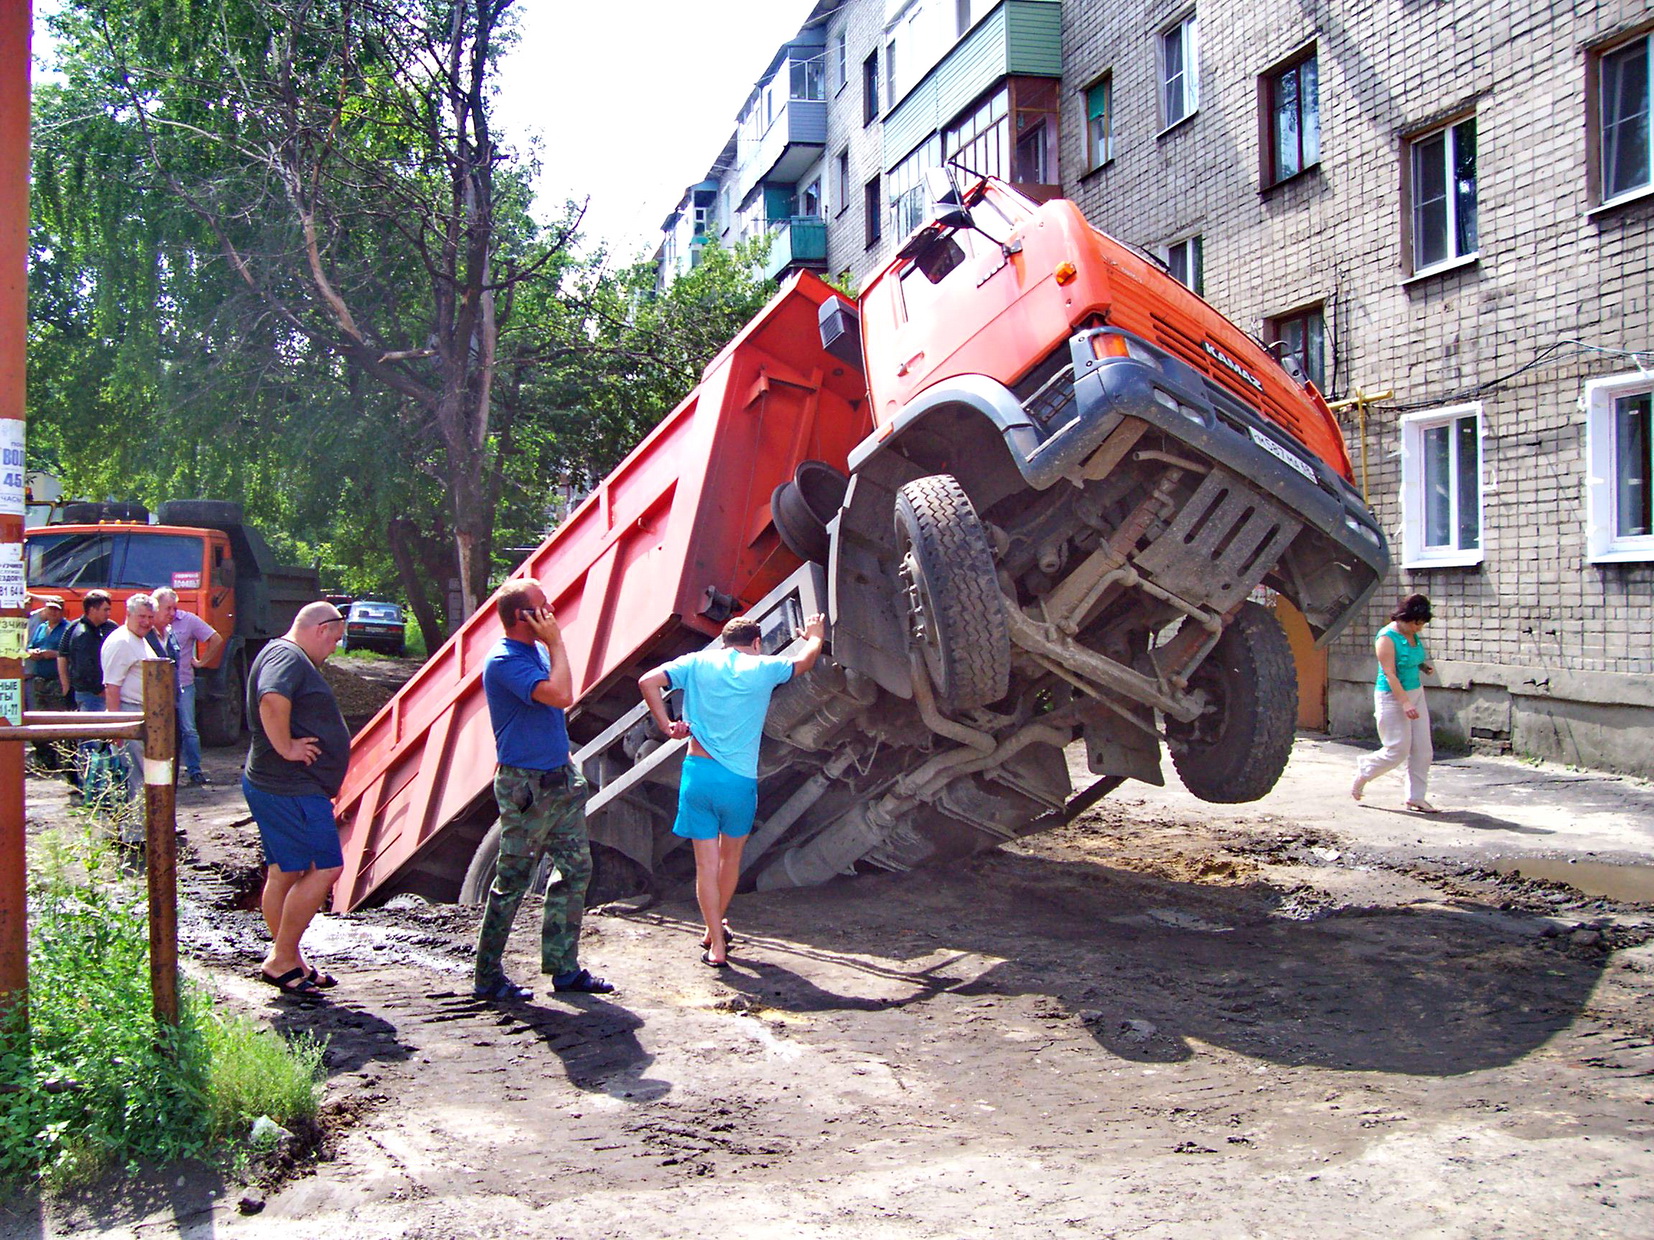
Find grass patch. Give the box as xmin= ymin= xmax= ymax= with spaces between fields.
xmin=0 ymin=830 xmax=325 ymax=1190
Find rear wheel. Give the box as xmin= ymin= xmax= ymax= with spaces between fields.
xmin=895 ymin=473 xmax=1010 ymax=711
xmin=198 ymin=652 xmax=246 ymax=748
xmin=1166 ymin=602 xmax=1297 ymax=803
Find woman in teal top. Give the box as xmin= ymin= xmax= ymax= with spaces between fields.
xmin=1351 ymin=594 xmax=1438 ymax=812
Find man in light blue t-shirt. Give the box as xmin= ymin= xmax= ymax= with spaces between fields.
xmin=639 ymin=611 xmax=825 ymax=967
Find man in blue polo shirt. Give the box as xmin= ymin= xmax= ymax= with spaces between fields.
xmin=639 ymin=610 xmax=825 ymax=967
xmin=473 ymin=577 xmax=613 ymax=1002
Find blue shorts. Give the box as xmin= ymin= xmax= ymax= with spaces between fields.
xmin=242 ymin=776 xmax=345 ymax=873
xmin=672 ymin=754 xmax=759 ymax=841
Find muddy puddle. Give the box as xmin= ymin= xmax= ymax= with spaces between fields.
xmin=1493 ymin=856 xmax=1654 ymax=905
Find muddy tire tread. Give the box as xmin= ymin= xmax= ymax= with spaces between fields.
xmin=896 ymin=474 xmax=1011 ymax=710
xmin=1167 ymin=601 xmax=1297 ymax=804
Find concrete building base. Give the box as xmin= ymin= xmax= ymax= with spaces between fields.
xmin=1328 ymin=657 xmax=1654 ymax=779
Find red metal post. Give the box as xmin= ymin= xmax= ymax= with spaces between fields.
xmin=0 ymin=1 xmax=31 ymax=1036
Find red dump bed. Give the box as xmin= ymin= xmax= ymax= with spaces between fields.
xmin=332 ymin=273 xmax=871 ymax=910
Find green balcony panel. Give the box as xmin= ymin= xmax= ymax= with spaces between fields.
xmin=763 ymin=216 xmax=829 ymax=282
xmin=883 ymin=0 xmax=1062 ymax=171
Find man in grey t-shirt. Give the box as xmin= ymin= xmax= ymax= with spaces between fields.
xmin=241 ymin=602 xmax=351 ymax=998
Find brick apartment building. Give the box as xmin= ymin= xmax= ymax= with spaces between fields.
xmin=655 ymin=0 xmax=1654 ymax=775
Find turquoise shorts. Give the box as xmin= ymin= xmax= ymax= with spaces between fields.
xmin=672 ymin=754 xmax=759 ymax=841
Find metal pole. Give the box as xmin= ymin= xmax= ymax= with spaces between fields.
xmin=0 ymin=0 xmax=32 ymax=1038
xmin=141 ymin=662 xmax=179 ymax=1028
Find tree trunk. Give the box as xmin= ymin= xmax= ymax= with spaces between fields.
xmin=388 ymin=516 xmax=449 ymax=652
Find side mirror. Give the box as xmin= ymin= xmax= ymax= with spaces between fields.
xmin=924 ymin=167 xmax=972 ymax=231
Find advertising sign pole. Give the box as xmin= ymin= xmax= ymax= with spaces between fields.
xmin=0 ymin=0 xmax=30 ymax=1032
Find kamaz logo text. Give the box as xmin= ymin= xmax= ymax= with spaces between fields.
xmin=1202 ymin=340 xmax=1263 ymax=391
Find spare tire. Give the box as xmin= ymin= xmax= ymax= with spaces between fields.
xmin=772 ymin=460 xmax=849 ymax=565
xmin=61 ymin=500 xmax=150 ymax=524
xmin=156 ymin=499 xmax=245 ymax=529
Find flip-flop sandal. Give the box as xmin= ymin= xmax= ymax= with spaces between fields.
xmin=306 ymin=966 xmax=338 ymax=989
xmin=259 ymin=966 xmax=326 ymax=999
xmin=700 ymin=951 xmax=731 ymax=969
xmin=699 ymin=928 xmax=738 ymax=949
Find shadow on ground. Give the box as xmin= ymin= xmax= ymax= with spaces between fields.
xmin=707 ymin=844 xmax=1607 ymax=1076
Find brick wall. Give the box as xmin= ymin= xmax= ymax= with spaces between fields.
xmin=1064 ymin=0 xmax=1654 ymax=766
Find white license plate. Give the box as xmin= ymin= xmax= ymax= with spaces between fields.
xmin=1249 ymin=425 xmax=1317 ymax=482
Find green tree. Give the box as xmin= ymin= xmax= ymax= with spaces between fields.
xmin=32 ymin=0 xmax=579 ymax=639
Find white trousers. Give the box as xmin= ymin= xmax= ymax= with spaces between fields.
xmin=1357 ymin=687 xmax=1432 ymax=802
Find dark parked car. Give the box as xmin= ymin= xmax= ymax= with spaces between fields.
xmin=342 ymin=600 xmax=406 ymax=656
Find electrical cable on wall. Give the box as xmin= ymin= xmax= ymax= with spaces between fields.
xmin=1383 ymin=339 xmax=1654 ymax=413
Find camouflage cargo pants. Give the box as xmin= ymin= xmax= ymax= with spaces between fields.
xmin=474 ymin=762 xmax=592 ymax=988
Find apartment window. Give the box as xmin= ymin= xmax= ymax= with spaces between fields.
xmin=1400 ymin=405 xmax=1483 ymax=567
xmin=886 ymin=40 xmax=898 ymax=108
xmin=863 ymin=51 xmax=880 ymax=124
xmin=1164 ymin=236 xmax=1203 ymax=295
xmin=864 ymin=175 xmax=883 ymax=247
xmin=1409 ymin=116 xmax=1477 ymax=274
xmin=1085 ymin=75 xmax=1113 ymax=169
xmin=957 ymin=0 xmax=973 ymax=36
xmin=833 ymin=30 xmax=848 ymax=95
xmin=890 ymin=136 xmax=942 ymax=240
xmin=1597 ymin=33 xmax=1652 ymax=203
xmin=1585 ymin=373 xmax=1654 ymax=561
xmin=1160 ymin=12 xmax=1199 ymax=129
xmin=800 ymin=176 xmax=822 ymax=218
xmin=1268 ymin=305 xmax=1325 ymax=389
xmin=791 ymin=53 xmax=826 ymax=102
xmin=1264 ymin=50 xmax=1319 ymax=185
xmin=833 ymin=149 xmax=850 ymax=216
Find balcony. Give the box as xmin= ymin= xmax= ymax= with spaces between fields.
xmin=763 ymin=216 xmax=829 ymax=282
xmin=882 ymin=0 xmax=1062 ymax=166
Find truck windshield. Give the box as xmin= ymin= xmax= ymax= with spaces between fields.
xmin=27 ymin=532 xmax=206 ymax=589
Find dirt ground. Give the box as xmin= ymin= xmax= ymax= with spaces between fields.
xmin=6 ymin=670 xmax=1654 ymax=1238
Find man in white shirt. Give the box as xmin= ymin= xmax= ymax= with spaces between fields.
xmin=101 ymin=593 xmax=166 ymax=827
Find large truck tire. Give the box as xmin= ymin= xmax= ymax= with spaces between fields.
xmin=458 ymin=821 xmax=645 ymax=906
xmin=459 ymin=820 xmax=503 ymax=905
xmin=156 ymin=499 xmax=244 ymax=529
xmin=197 ymin=651 xmax=246 ymax=748
xmin=895 ymin=473 xmax=1011 ymax=711
xmin=1166 ymin=601 xmax=1298 ymax=804
xmin=61 ymin=500 xmax=149 ymax=524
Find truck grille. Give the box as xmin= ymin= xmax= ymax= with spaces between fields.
xmin=1149 ymin=313 xmax=1307 ymax=441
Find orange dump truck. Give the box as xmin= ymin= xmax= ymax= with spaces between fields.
xmin=333 ymin=175 xmax=1389 ymax=911
xmin=24 ymin=499 xmax=320 ymax=744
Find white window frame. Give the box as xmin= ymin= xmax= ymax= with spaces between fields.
xmin=1158 ymin=12 xmax=1199 ymax=132
xmin=1163 ymin=234 xmax=1203 ymax=295
xmin=1408 ymin=116 xmax=1478 ymax=276
xmin=1584 ymin=371 xmax=1654 ymax=562
xmin=1399 ymin=402 xmax=1484 ymax=568
xmin=1598 ymin=33 xmax=1653 ymax=206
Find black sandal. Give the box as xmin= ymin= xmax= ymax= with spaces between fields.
xmin=259 ymin=966 xmax=326 ymax=999
xmin=552 ymin=968 xmax=615 ymax=994
xmin=306 ymin=966 xmax=338 ymax=989
xmin=472 ymin=975 xmax=533 ymax=1002
xmin=700 ymin=951 xmax=731 ymax=969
